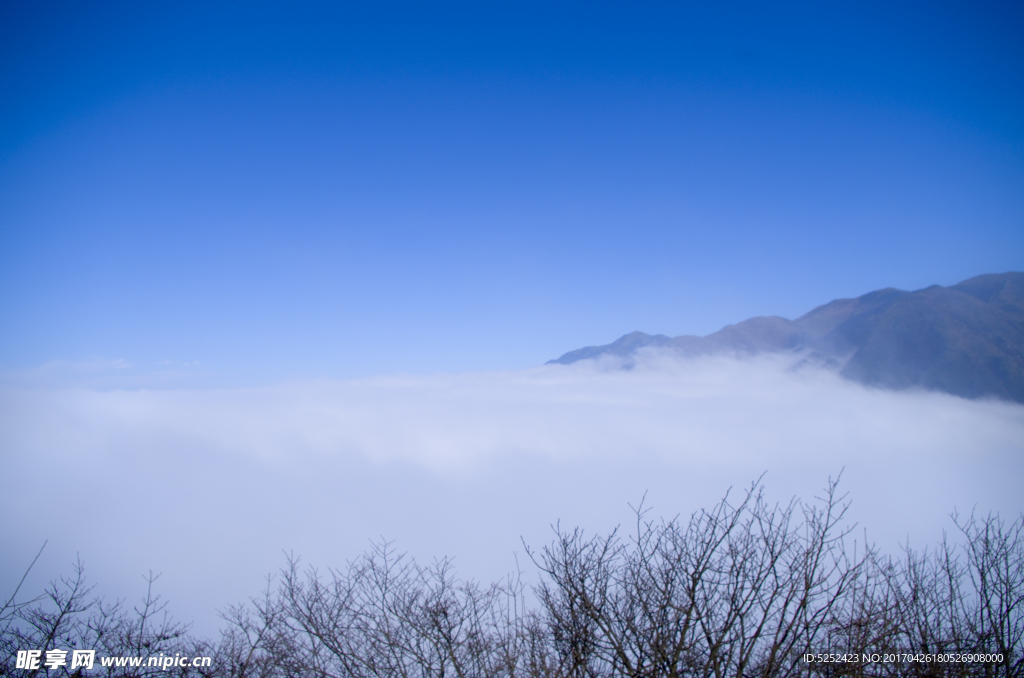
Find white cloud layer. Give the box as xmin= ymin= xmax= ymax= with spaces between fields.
xmin=2 ymin=352 xmax=1023 ymax=636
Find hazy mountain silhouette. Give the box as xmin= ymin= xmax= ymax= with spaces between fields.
xmin=548 ymin=273 xmax=1024 ymax=402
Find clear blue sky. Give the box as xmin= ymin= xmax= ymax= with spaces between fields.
xmin=2 ymin=0 xmax=1022 ymax=380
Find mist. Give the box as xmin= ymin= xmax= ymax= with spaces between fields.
xmin=2 ymin=351 xmax=1022 ymax=636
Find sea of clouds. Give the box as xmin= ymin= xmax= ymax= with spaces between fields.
xmin=2 ymin=350 xmax=1023 ymax=636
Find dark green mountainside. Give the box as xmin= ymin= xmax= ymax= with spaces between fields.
xmin=548 ymin=273 xmax=1024 ymax=403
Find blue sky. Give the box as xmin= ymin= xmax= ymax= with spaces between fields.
xmin=2 ymin=0 xmax=1022 ymax=380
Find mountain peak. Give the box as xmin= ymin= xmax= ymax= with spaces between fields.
xmin=547 ymin=273 xmax=1024 ymax=402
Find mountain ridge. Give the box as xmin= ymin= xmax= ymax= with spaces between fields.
xmin=548 ymin=272 xmax=1024 ymax=403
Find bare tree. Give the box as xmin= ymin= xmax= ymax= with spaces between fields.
xmin=528 ymin=476 xmax=869 ymax=678
xmin=5 ymin=480 xmax=1021 ymax=678
xmin=254 ymin=541 xmax=537 ymax=678
xmin=1 ymin=555 xmax=192 ymax=678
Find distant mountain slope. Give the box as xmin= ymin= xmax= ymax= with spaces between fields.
xmin=548 ymin=272 xmax=1024 ymax=402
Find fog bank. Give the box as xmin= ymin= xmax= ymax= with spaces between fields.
xmin=2 ymin=352 xmax=1022 ymax=635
